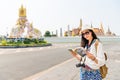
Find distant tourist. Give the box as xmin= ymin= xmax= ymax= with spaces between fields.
xmin=69 ymin=26 xmax=105 ymax=80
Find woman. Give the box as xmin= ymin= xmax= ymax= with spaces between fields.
xmin=70 ymin=28 xmax=105 ymax=80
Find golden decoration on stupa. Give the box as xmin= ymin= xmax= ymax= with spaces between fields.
xmin=19 ymin=5 xmax=26 ymax=17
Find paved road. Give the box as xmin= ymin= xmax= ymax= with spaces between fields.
xmin=1 ymin=42 xmax=120 ymax=80
xmin=0 ymin=43 xmax=79 ymax=80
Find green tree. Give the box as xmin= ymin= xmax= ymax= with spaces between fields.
xmin=44 ymin=31 xmax=51 ymax=37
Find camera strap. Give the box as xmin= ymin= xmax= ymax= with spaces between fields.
xmin=80 ymin=56 xmax=86 ymax=64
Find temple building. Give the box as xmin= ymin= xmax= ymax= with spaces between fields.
xmin=64 ymin=19 xmax=116 ymax=36
xmin=106 ymin=27 xmax=116 ymax=36
xmin=10 ymin=5 xmax=41 ymax=38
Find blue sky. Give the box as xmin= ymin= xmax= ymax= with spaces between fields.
xmin=0 ymin=0 xmax=120 ymax=36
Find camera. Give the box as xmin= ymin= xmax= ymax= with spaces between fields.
xmin=68 ymin=47 xmax=86 ymax=68
xmin=75 ymin=47 xmax=86 ymax=68
xmin=76 ymin=62 xmax=85 ymax=68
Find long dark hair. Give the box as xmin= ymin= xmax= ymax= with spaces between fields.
xmin=81 ymin=29 xmax=99 ymax=48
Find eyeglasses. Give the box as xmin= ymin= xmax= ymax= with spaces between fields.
xmin=82 ymin=31 xmax=90 ymax=36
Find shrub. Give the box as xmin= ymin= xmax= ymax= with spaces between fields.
xmin=1 ymin=40 xmax=7 ymax=46
xmin=23 ymin=38 xmax=31 ymax=44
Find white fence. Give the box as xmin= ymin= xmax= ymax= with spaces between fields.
xmin=44 ymin=36 xmax=120 ymax=43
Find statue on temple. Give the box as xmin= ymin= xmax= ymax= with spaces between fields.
xmin=10 ymin=5 xmax=41 ymax=38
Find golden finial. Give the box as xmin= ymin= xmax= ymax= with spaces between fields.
xmin=19 ymin=5 xmax=26 ymax=17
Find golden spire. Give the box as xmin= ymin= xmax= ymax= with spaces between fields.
xmin=79 ymin=19 xmax=82 ymax=29
xmin=100 ymin=22 xmax=104 ymax=33
xmin=19 ymin=5 xmax=26 ymax=17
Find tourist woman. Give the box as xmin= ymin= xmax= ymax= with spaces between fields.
xmin=69 ymin=27 xmax=105 ymax=80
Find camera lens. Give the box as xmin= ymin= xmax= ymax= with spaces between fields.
xmin=76 ymin=63 xmax=85 ymax=68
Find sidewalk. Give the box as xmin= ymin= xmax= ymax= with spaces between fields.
xmin=23 ymin=56 xmax=120 ymax=80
